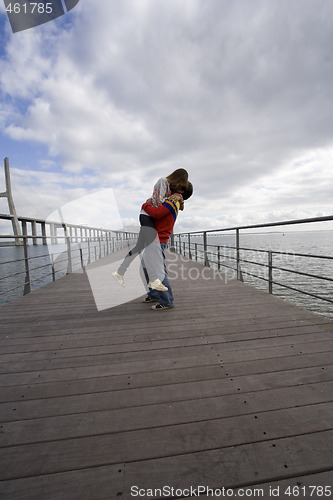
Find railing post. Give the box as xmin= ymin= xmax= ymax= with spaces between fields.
xmin=63 ymin=224 xmax=72 ymax=274
xmin=188 ymin=233 xmax=192 ymax=259
xmin=66 ymin=236 xmax=72 ymax=274
xmin=203 ymin=232 xmax=209 ymax=267
xmin=268 ymin=251 xmax=273 ymax=294
xmin=218 ymin=245 xmax=221 ymax=270
xmin=80 ymin=246 xmax=85 ymax=272
xmin=23 ymin=237 xmax=31 ymax=295
xmin=32 ymin=220 xmax=38 ymax=245
xmin=236 ymin=229 xmax=243 ymax=281
xmin=51 ymin=254 xmax=56 ymax=281
xmin=22 ymin=220 xmax=27 ymax=239
xmin=41 ymin=222 xmax=47 ymax=245
xmin=87 ymin=239 xmax=91 ymax=264
xmin=106 ymin=233 xmax=109 ymax=255
xmin=195 ymin=243 xmax=198 ymax=262
xmin=50 ymin=223 xmax=56 ymax=244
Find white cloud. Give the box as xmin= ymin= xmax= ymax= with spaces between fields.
xmin=1 ymin=0 xmax=333 ymax=233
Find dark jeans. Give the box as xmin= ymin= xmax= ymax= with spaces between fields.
xmin=141 ymin=242 xmax=174 ymax=307
xmin=118 ymin=214 xmax=157 ymax=275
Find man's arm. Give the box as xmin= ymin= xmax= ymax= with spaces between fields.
xmin=141 ymin=202 xmax=171 ymax=219
xmin=142 ymin=198 xmax=180 ymax=219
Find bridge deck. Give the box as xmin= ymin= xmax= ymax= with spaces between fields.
xmin=0 ymin=250 xmax=333 ymax=499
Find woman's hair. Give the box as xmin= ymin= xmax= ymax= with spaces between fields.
xmin=166 ymin=168 xmax=188 ymax=190
xmin=182 ymin=181 xmax=193 ymax=200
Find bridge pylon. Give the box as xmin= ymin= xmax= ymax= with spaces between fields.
xmin=0 ymin=157 xmax=23 ymax=245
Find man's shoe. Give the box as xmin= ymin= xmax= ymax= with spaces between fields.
xmin=151 ymin=303 xmax=173 ymax=310
xmin=143 ymin=296 xmax=158 ymax=303
xmin=112 ymin=271 xmax=125 ymax=287
xmin=148 ymin=279 xmax=168 ymax=291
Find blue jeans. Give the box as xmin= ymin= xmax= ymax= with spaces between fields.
xmin=141 ymin=242 xmax=174 ymax=307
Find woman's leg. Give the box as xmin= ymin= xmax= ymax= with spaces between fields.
xmin=117 ymin=215 xmax=156 ymax=276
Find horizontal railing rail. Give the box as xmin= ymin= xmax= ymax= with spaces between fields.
xmin=176 ymin=214 xmax=333 ymax=234
xmin=0 ymin=212 xmax=138 ymax=246
xmin=0 ymin=232 xmax=138 ymax=304
xmin=172 ymin=215 xmax=333 ymax=318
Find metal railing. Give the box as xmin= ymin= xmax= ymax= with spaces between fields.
xmin=172 ymin=215 xmax=333 ymax=318
xmin=0 ymin=232 xmax=138 ymax=304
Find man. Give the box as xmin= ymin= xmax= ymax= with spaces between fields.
xmin=141 ymin=182 xmax=193 ymax=310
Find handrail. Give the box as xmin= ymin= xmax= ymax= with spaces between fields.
xmin=172 ymin=215 xmax=333 ymax=318
xmin=177 ymin=214 xmax=333 ymax=235
xmin=0 ymin=211 xmax=139 ymax=248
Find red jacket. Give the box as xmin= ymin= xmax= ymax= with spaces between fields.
xmin=141 ymin=198 xmax=180 ymax=243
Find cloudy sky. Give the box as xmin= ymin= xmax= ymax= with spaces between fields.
xmin=0 ymin=0 xmax=333 ymax=234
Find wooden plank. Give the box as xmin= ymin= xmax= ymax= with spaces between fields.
xmin=232 ymin=471 xmax=333 ymax=500
xmin=1 ymin=306 xmax=330 ymax=336
xmin=1 ymin=403 xmax=333 ymax=480
xmin=0 ymin=349 xmax=332 ymax=390
xmin=2 ymin=330 xmax=333 ymax=366
xmin=1 ymin=329 xmax=332 ymax=365
xmin=1 ymin=301 xmax=326 ymax=330
xmin=1 ymin=366 xmax=333 ymax=423
xmin=123 ymin=432 xmax=333 ymax=497
xmin=1 ymin=321 xmax=332 ymax=358
xmin=1 ymin=363 xmax=332 ymax=404
xmin=0 ymin=352 xmax=220 ymax=387
xmin=0 ymin=464 xmax=124 ymax=500
xmin=1 ymin=308 xmax=331 ymax=351
xmin=220 ymin=351 xmax=333 ymax=377
xmin=1 ymin=461 xmax=332 ymax=500
xmin=0 ymin=324 xmax=331 ymax=357
xmin=1 ymin=382 xmax=333 ymax=447
xmin=1 ymin=338 xmax=333 ymax=376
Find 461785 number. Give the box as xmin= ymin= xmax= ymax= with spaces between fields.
xmin=6 ymin=3 xmax=53 ymax=14
xmin=284 ymin=485 xmax=331 ymax=496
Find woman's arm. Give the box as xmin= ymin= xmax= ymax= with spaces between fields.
xmin=151 ymin=178 xmax=170 ymax=206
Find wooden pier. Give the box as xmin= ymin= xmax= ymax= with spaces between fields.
xmin=0 ymin=249 xmax=333 ymax=499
